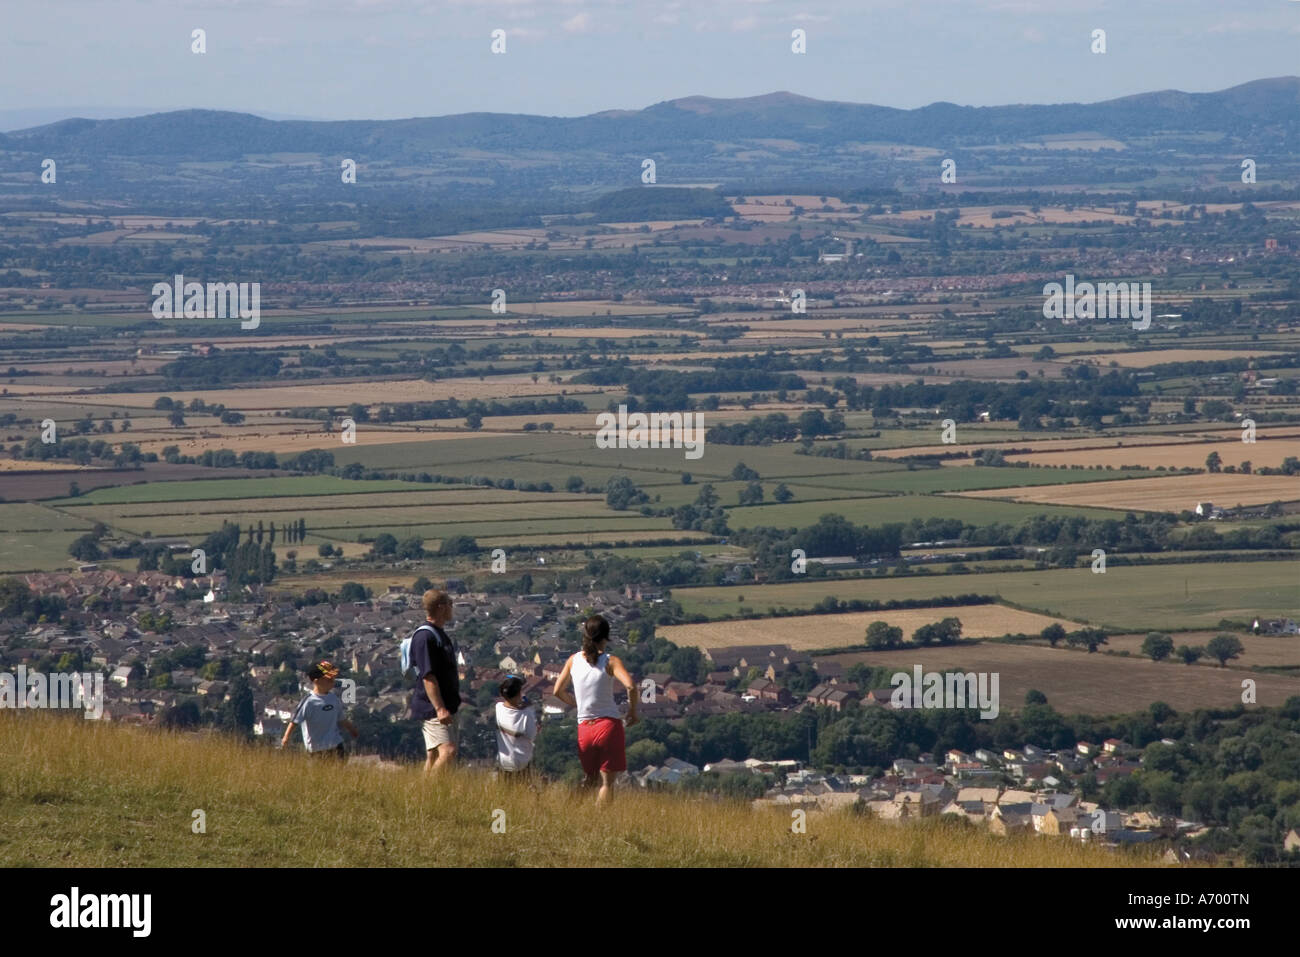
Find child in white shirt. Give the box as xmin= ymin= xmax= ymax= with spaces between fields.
xmin=495 ymin=675 xmax=538 ymax=774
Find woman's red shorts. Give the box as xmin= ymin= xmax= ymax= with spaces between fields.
xmin=577 ymin=717 xmax=626 ymax=774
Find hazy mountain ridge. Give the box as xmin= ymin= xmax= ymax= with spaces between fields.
xmin=6 ymin=77 xmax=1300 ymax=160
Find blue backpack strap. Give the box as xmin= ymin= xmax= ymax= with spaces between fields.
xmin=407 ymin=623 xmax=437 ymax=672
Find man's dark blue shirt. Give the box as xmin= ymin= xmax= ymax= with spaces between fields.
xmin=409 ymin=622 xmax=461 ymax=719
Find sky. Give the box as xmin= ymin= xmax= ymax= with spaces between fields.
xmin=4 ymin=0 xmax=1300 ymax=126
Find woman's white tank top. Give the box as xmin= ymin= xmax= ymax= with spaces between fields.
xmin=572 ymin=652 xmax=621 ymax=721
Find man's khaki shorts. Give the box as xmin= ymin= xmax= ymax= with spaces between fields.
xmin=422 ymin=713 xmax=459 ymax=751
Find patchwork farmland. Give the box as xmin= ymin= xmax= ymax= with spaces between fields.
xmin=6 ymin=88 xmax=1300 ymax=871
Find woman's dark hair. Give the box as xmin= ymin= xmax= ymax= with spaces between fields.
xmin=499 ymin=676 xmax=524 ymax=700
xmin=581 ymin=615 xmax=610 ymax=665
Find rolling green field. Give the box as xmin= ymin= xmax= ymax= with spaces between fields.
xmin=67 ymin=498 xmax=625 ymax=539
xmin=725 ymin=494 xmax=1127 ymax=529
xmin=671 ymin=559 xmax=1300 ymax=631
xmin=805 ymin=465 xmax=1161 ymax=494
xmin=0 ymin=531 xmax=88 ymax=572
xmin=331 ymin=433 xmax=596 ymax=469
xmin=651 ymin=480 xmax=887 ymax=508
xmin=380 ymin=458 xmax=684 ymax=489
xmin=55 ymin=487 xmax=588 ymax=520
xmin=45 ymin=475 xmax=432 ymax=506
xmin=0 ymin=502 xmax=95 ymax=531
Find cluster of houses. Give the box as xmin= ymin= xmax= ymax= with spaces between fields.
xmin=618 ymin=747 xmax=1278 ymax=860
xmin=0 ymin=569 xmax=652 ymax=734
xmin=746 ymin=747 xmax=1220 ymax=854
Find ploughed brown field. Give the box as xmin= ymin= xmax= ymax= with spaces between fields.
xmin=659 ymin=605 xmax=1081 ymax=651
xmin=821 ymin=643 xmax=1300 ymax=715
xmin=951 ymin=472 xmax=1300 ymax=512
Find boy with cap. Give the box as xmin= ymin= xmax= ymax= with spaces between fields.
xmin=494 ymin=674 xmax=538 ymax=776
xmin=281 ymin=660 xmax=358 ymax=759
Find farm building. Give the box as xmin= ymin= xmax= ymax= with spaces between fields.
xmin=1253 ymin=617 xmax=1300 ymax=635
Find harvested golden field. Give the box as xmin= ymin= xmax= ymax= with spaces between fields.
xmin=512 ymin=319 xmax=692 ymax=331
xmin=1106 ymin=631 xmax=1300 ymax=669
xmin=148 ymin=334 xmax=431 ymax=351
xmin=599 ymin=219 xmax=708 ymax=231
xmin=731 ymin=194 xmax=852 ymax=215
xmin=46 ymin=378 xmax=603 ymax=411
xmin=821 ymin=643 xmax=1300 ymax=715
xmin=0 ymin=383 xmax=86 ymax=396
xmin=0 ymin=459 xmax=98 ymax=472
xmin=660 ymin=605 xmax=1081 ymax=652
xmin=1010 ymin=437 xmax=1300 ymax=470
xmin=1065 ymin=349 xmax=1284 ymax=368
xmin=953 ymin=472 xmax=1300 ymax=511
xmin=881 ymin=205 xmax=1138 ymax=227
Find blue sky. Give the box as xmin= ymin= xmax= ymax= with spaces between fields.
xmin=5 ymin=0 xmax=1300 ymax=123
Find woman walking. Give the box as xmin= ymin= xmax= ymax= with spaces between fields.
xmin=552 ymin=615 xmax=639 ymax=803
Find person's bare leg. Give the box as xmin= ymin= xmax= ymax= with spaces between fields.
xmin=430 ymin=743 xmax=457 ymax=774
xmin=424 ymin=747 xmax=437 ymax=773
xmin=597 ymin=769 xmax=614 ymax=803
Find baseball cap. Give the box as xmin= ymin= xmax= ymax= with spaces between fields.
xmin=308 ymin=660 xmax=340 ymax=680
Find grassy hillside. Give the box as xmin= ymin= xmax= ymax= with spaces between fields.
xmin=0 ymin=713 xmax=1162 ymax=867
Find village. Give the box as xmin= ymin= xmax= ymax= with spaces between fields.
xmin=4 ymin=567 xmax=1294 ymax=863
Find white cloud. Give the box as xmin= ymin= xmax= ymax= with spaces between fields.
xmin=562 ymin=11 xmax=593 ymax=33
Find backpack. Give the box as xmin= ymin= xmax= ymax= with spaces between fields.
xmin=400 ymin=623 xmax=437 ymax=681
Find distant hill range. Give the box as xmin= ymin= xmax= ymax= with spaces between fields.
xmin=8 ymin=79 xmax=1300 ymax=157
xmin=5 ymin=78 xmax=1300 ymax=196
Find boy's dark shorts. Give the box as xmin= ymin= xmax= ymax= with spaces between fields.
xmin=313 ymin=745 xmax=346 ymax=760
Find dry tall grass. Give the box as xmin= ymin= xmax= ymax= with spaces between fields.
xmin=0 ymin=713 xmax=1161 ymax=867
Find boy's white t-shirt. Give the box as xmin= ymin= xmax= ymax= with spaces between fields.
xmin=495 ymin=701 xmax=538 ymax=771
xmin=290 ymin=690 xmax=345 ymax=752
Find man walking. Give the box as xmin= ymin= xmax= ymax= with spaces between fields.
xmin=409 ymin=589 xmax=461 ymax=774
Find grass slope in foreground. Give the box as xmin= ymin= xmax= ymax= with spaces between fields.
xmin=0 ymin=714 xmax=1154 ymax=868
